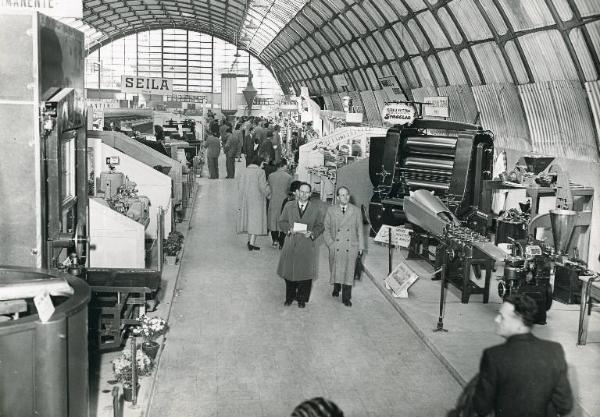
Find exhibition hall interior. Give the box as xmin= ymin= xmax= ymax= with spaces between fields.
xmin=1 ymin=0 xmax=600 ymax=416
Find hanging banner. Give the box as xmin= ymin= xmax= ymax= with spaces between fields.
xmin=121 ymin=76 xmax=173 ymax=95
xmin=381 ymin=102 xmax=416 ymax=126
xmin=378 ymin=75 xmax=405 ymax=101
xmin=424 ymin=96 xmax=449 ymax=118
xmin=0 ymin=0 xmax=83 ymax=18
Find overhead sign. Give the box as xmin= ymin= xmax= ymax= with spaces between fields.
xmin=0 ymin=0 xmax=83 ymax=18
xmin=423 ymin=96 xmax=449 ymax=118
xmin=121 ymin=76 xmax=173 ymax=95
xmin=378 ymin=75 xmax=405 ymax=101
xmin=381 ymin=102 xmax=416 ymax=126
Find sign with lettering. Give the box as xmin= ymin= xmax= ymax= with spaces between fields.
xmin=374 ymin=225 xmax=412 ymax=248
xmin=423 ymin=96 xmax=449 ymax=118
xmin=385 ymin=261 xmax=419 ymax=298
xmin=121 ymin=76 xmax=173 ymax=95
xmin=378 ymin=75 xmax=405 ymax=101
xmin=0 ymin=0 xmax=82 ymax=18
xmin=381 ymin=102 xmax=416 ymax=126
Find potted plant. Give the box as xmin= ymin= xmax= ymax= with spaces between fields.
xmin=163 ymin=231 xmax=184 ymax=265
xmin=133 ymin=315 xmax=169 ymax=360
xmin=112 ymin=349 xmax=153 ymax=402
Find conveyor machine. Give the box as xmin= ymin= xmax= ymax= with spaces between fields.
xmin=369 ymin=119 xmax=494 ymax=232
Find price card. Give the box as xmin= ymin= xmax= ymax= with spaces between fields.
xmin=34 ymin=291 xmax=55 ymax=323
xmin=374 ymin=225 xmax=412 ymax=248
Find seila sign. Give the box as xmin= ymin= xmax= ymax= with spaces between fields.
xmin=381 ymin=102 xmax=416 ymax=126
xmin=121 ymin=76 xmax=173 ymax=95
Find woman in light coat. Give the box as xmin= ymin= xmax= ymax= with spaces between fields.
xmin=237 ymin=156 xmax=270 ymax=250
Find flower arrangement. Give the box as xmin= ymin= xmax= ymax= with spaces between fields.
xmin=112 ymin=348 xmax=153 ymax=386
xmin=133 ymin=314 xmax=169 ymax=342
xmin=163 ymin=231 xmax=184 ymax=256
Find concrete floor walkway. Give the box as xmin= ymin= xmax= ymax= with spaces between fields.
xmin=148 ymin=157 xmax=461 ymax=417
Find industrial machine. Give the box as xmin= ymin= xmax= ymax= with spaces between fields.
xmin=0 ymin=12 xmax=90 ymax=417
xmin=369 ymin=118 xmax=494 ymax=233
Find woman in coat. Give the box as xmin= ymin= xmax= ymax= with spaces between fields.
xmin=323 ymin=186 xmax=364 ymax=306
xmin=237 ymin=156 xmax=270 ymax=250
xmin=267 ymin=159 xmax=292 ymax=247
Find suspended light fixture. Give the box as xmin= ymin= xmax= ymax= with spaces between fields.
xmin=242 ymin=70 xmax=258 ymax=116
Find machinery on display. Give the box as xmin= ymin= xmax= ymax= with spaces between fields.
xmin=0 ymin=12 xmax=89 ymax=417
xmin=369 ymin=116 xmax=494 ymax=233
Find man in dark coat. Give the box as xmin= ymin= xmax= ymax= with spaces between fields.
xmin=472 ymin=293 xmax=573 ymax=417
xmin=243 ymin=126 xmax=257 ymax=167
xmin=277 ymin=182 xmax=324 ymax=308
xmin=224 ymin=125 xmax=241 ymax=179
xmin=204 ymin=133 xmax=221 ymax=179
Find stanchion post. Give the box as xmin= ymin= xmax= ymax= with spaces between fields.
xmin=388 ymin=227 xmax=393 ymax=274
xmin=131 ymin=338 xmax=138 ymax=405
xmin=434 ymin=240 xmax=449 ymax=333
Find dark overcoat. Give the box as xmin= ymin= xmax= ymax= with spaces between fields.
xmin=323 ymin=203 xmax=365 ymax=286
xmin=277 ymin=200 xmax=324 ymax=282
xmin=472 ymin=333 xmax=573 ymax=417
xmin=204 ymin=135 xmax=221 ymax=158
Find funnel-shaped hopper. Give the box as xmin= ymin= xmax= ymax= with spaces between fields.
xmin=523 ymin=155 xmax=554 ymax=174
xmin=550 ymin=209 xmax=577 ymax=254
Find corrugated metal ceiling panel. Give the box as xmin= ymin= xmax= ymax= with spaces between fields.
xmin=573 ymin=0 xmax=600 ymax=17
xmin=390 ymin=61 xmax=412 ymax=98
xmin=471 ymin=42 xmax=513 ymax=83
xmin=412 ymin=56 xmax=434 ymax=87
xmin=496 ymin=0 xmax=555 ymax=31
xmin=403 ymin=0 xmax=428 ymax=12
xmin=371 ymin=0 xmax=401 ymax=23
xmin=584 ymin=81 xmax=600 ymax=156
xmin=323 ymin=94 xmax=334 ymax=111
xmin=438 ymin=50 xmax=468 ymax=85
xmin=477 ymin=0 xmax=508 ymax=35
xmin=437 ymin=7 xmax=463 ymax=45
xmin=570 ymin=28 xmax=598 ymax=81
xmin=585 ymin=21 xmax=600 ymax=60
xmin=460 ymin=49 xmax=482 ymax=86
xmin=360 ymin=90 xmax=383 ymax=126
xmin=402 ymin=61 xmax=420 ymax=89
xmin=373 ymin=31 xmax=396 ymax=60
xmin=504 ymin=40 xmax=529 ymax=84
xmin=417 ymin=11 xmax=450 ymax=49
xmin=386 ymin=0 xmax=409 ymax=16
xmin=427 ymin=55 xmax=446 ymax=86
xmin=519 ymin=81 xmax=599 ymax=161
xmin=471 ymin=83 xmax=532 ymax=150
xmin=519 ymin=30 xmax=578 ymax=81
xmin=412 ymin=86 xmax=438 ymax=104
xmin=551 ymin=0 xmax=574 ymax=21
xmin=373 ymin=89 xmax=390 ymax=118
xmin=449 ymin=0 xmax=494 ymax=41
xmin=407 ymin=19 xmax=430 ymax=52
xmin=360 ymin=1 xmax=386 ymax=27
xmin=330 ymin=93 xmax=343 ymax=111
xmin=383 ymin=29 xmax=405 ymax=58
xmin=393 ymin=22 xmax=419 ymax=55
xmin=365 ymin=66 xmax=381 ymax=89
xmin=438 ymin=84 xmax=478 ymax=124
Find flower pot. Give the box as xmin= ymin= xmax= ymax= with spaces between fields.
xmin=122 ymin=384 xmax=137 ymax=402
xmin=142 ymin=340 xmax=160 ymax=360
xmin=165 ymin=255 xmax=177 ymax=265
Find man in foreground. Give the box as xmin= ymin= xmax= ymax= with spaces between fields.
xmin=472 ymin=293 xmax=573 ymax=417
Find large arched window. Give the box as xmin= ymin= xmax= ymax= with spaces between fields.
xmin=85 ymin=29 xmax=282 ymax=98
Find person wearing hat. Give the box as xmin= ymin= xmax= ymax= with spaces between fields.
xmin=291 ymin=397 xmax=344 ymax=417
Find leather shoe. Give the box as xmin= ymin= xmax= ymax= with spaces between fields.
xmin=298 ymin=301 xmax=306 ymax=308
xmin=251 ymin=245 xmax=260 ymax=251
xmin=247 ymin=242 xmax=253 ymax=251
xmin=343 ymin=300 xmax=352 ymax=307
xmin=284 ymin=300 xmax=293 ymax=306
xmin=332 ymin=291 xmax=339 ymax=297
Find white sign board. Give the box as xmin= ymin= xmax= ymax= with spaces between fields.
xmin=374 ymin=225 xmax=412 ymax=248
xmin=121 ymin=75 xmax=173 ymax=95
xmin=423 ymin=96 xmax=449 ymax=118
xmin=385 ymin=262 xmax=419 ymax=298
xmin=378 ymin=75 xmax=405 ymax=101
xmin=381 ymin=103 xmax=416 ymax=126
xmin=0 ymin=0 xmax=83 ymax=18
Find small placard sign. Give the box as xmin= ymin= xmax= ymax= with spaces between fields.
xmin=385 ymin=262 xmax=419 ymax=298
xmin=34 ymin=291 xmax=55 ymax=322
xmin=423 ymin=96 xmax=449 ymax=118
xmin=374 ymin=225 xmax=412 ymax=248
xmin=381 ymin=103 xmax=416 ymax=126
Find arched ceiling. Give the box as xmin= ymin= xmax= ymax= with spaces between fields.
xmin=72 ymin=0 xmax=600 ymax=96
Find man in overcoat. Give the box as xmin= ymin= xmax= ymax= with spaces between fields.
xmin=204 ymin=133 xmax=221 ymax=179
xmin=224 ymin=124 xmax=242 ymax=179
xmin=472 ymin=293 xmax=573 ymax=417
xmin=323 ymin=186 xmax=364 ymax=307
xmin=277 ymin=183 xmax=324 ymax=308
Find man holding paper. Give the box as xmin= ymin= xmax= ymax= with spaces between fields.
xmin=277 ymin=183 xmax=325 ymax=308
